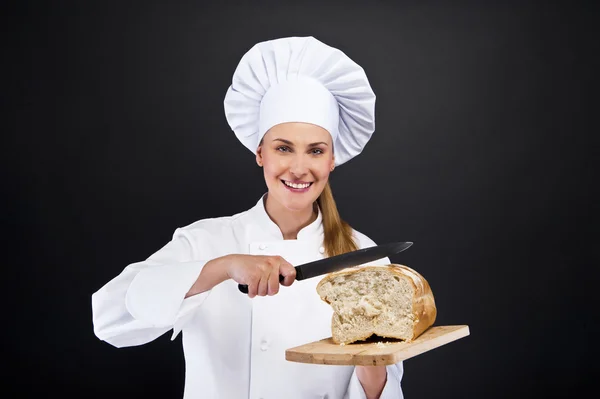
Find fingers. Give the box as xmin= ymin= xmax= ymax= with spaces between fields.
xmin=278 ymin=258 xmax=296 ymax=287
xmin=268 ymin=268 xmax=280 ymax=296
xmin=256 ymin=257 xmax=276 ymax=297
xmin=247 ymin=279 xmax=258 ymax=298
xmin=257 ymin=268 xmax=269 ymax=297
xmin=245 ymin=255 xmax=295 ymax=298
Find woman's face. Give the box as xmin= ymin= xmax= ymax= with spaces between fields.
xmin=257 ymin=122 xmax=335 ymax=212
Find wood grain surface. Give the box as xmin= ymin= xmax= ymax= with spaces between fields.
xmin=285 ymin=325 xmax=470 ymax=366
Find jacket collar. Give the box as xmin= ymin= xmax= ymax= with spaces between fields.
xmin=250 ymin=193 xmax=323 ymax=241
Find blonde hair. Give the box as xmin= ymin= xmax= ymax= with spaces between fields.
xmin=317 ymin=181 xmax=358 ymax=257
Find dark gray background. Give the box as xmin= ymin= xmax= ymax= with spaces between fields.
xmin=4 ymin=0 xmax=596 ymax=398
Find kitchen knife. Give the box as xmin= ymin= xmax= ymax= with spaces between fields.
xmin=238 ymin=241 xmax=412 ymax=294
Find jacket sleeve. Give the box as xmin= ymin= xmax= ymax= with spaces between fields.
xmin=344 ymin=363 xmax=404 ymax=399
xmin=91 ymin=228 xmax=212 ymax=348
xmin=344 ymin=231 xmax=405 ymax=399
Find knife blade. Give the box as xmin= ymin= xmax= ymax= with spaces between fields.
xmin=238 ymin=241 xmax=412 ymax=294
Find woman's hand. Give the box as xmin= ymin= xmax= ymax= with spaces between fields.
xmin=185 ymin=254 xmax=296 ymax=298
xmin=356 ymin=366 xmax=387 ymax=399
xmin=225 ymin=254 xmax=296 ymax=298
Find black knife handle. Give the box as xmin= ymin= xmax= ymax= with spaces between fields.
xmin=238 ymin=275 xmax=285 ymax=294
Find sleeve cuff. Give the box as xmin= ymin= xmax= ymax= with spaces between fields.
xmin=346 ymin=363 xmax=404 ymax=399
xmin=379 ymin=363 xmax=404 ymax=399
xmin=346 ymin=367 xmax=367 ymax=399
xmin=125 ymin=260 xmax=209 ymax=328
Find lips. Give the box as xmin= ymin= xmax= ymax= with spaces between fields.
xmin=281 ymin=180 xmax=313 ymax=193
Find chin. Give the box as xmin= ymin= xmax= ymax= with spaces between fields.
xmin=276 ymin=195 xmax=309 ymax=211
xmin=272 ymin=188 xmax=319 ymax=212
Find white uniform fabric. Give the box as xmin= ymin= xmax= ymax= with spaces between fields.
xmin=91 ymin=195 xmax=404 ymax=399
xmin=224 ymin=36 xmax=377 ymax=166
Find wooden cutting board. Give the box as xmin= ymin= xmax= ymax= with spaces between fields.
xmin=285 ymin=325 xmax=470 ymax=366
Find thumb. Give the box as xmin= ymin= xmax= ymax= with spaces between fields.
xmin=279 ymin=262 xmax=297 ymax=287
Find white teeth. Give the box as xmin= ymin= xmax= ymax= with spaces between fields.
xmin=284 ymin=181 xmax=310 ymax=189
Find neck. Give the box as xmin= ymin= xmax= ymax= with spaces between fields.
xmin=264 ymin=194 xmax=317 ymax=240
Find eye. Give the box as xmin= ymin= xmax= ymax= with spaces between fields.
xmin=310 ymin=148 xmax=324 ymax=155
xmin=276 ymin=146 xmax=291 ymax=153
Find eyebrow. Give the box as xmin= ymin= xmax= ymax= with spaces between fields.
xmin=273 ymin=138 xmax=329 ymax=147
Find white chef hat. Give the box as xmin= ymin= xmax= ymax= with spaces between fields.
xmin=223 ymin=36 xmax=376 ymax=166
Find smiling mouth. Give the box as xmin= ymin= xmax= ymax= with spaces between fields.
xmin=281 ymin=180 xmax=313 ymax=190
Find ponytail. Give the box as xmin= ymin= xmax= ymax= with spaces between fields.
xmin=317 ymin=181 xmax=358 ymax=257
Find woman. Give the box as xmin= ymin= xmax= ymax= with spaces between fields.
xmin=92 ymin=36 xmax=404 ymax=399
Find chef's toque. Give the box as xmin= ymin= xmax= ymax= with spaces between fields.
xmin=224 ymin=36 xmax=376 ymax=166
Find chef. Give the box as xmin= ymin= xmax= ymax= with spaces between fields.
xmin=91 ymin=36 xmax=405 ymax=399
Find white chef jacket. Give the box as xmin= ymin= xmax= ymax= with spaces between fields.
xmin=91 ymin=195 xmax=404 ymax=399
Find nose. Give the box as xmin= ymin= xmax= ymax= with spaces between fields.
xmin=289 ymin=153 xmax=309 ymax=177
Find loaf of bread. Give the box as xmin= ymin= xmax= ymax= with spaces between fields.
xmin=316 ymin=264 xmax=437 ymax=344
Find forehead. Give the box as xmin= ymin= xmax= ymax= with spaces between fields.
xmin=264 ymin=122 xmax=332 ymax=144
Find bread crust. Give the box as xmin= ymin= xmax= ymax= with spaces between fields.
xmin=317 ymin=264 xmax=437 ymax=342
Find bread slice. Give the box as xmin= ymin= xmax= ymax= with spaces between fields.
xmin=316 ymin=264 xmax=437 ymax=344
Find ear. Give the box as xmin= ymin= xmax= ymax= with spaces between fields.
xmin=256 ymin=146 xmax=263 ymax=167
xmin=330 ymin=155 xmax=335 ymax=172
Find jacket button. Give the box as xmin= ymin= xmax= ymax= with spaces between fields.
xmin=319 ymin=246 xmax=325 ymax=254
xmin=259 ymin=244 xmax=267 ymax=250
xmin=260 ymin=340 xmax=269 ymax=351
